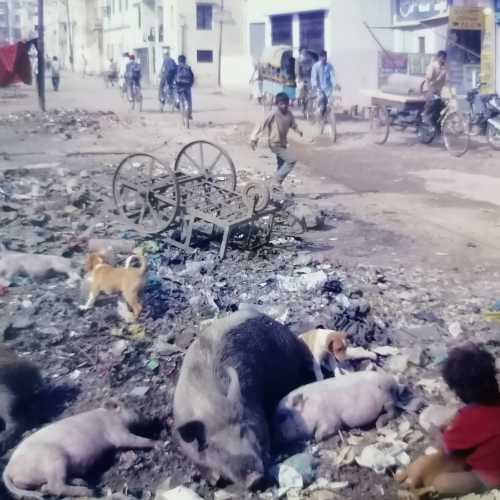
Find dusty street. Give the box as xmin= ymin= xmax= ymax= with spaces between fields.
xmin=1 ymin=73 xmax=500 ymax=500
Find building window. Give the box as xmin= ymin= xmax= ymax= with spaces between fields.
xmin=299 ymin=11 xmax=325 ymax=54
xmin=418 ymin=36 xmax=425 ymax=54
xmin=197 ymin=4 xmax=212 ymax=30
xmin=197 ymin=50 xmax=213 ymax=63
xmin=271 ymin=14 xmax=292 ymax=46
xmin=137 ymin=5 xmax=141 ymax=28
xmin=119 ymin=0 xmax=122 ymax=12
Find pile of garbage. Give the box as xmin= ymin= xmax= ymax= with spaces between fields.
xmin=0 ymin=109 xmax=119 ymax=138
xmin=1 ymin=162 xmax=499 ymax=500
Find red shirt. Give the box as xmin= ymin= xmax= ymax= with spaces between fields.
xmin=443 ymin=404 xmax=500 ymax=487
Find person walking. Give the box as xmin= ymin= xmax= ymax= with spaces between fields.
xmin=311 ymin=50 xmax=336 ymax=116
xmin=175 ymin=55 xmax=194 ymax=119
xmin=51 ymin=56 xmax=61 ymax=91
xmin=295 ymin=47 xmax=314 ymax=107
xmin=125 ymin=54 xmax=142 ymax=102
xmin=250 ymin=92 xmax=303 ymax=187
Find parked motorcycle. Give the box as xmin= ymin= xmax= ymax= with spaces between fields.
xmin=466 ymin=84 xmax=500 ymax=151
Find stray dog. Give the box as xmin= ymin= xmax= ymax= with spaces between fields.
xmin=2 ymin=400 xmax=156 ymax=498
xmin=80 ymin=253 xmax=146 ymax=319
xmin=395 ymin=452 xmax=468 ymax=497
xmin=0 ymin=250 xmax=80 ymax=284
xmin=299 ymin=329 xmax=348 ymax=380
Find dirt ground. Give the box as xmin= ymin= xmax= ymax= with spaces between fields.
xmin=1 ymin=73 xmax=500 ymax=500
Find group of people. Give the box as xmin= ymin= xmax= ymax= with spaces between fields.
xmin=250 ymin=48 xmax=336 ymax=187
xmin=115 ymin=50 xmax=194 ymax=117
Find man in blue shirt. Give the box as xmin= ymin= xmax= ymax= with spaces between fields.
xmin=311 ymin=50 xmax=336 ymax=116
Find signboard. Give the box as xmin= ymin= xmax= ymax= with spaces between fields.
xmin=449 ymin=6 xmax=484 ymax=30
xmin=393 ymin=0 xmax=451 ymax=24
xmin=378 ymin=52 xmax=408 ymax=86
xmin=480 ymin=8 xmax=495 ymax=93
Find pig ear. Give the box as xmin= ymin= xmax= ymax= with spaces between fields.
xmin=177 ymin=420 xmax=207 ymax=451
xmin=291 ymin=393 xmax=305 ymax=411
xmin=225 ymin=367 xmax=241 ymax=403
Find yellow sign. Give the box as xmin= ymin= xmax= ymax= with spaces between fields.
xmin=480 ymin=8 xmax=495 ymax=94
xmin=449 ymin=6 xmax=484 ymax=30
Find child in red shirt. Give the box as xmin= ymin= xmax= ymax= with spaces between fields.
xmin=439 ymin=343 xmax=500 ymax=494
xmin=398 ymin=344 xmax=500 ymax=496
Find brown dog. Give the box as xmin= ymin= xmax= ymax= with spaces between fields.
xmin=80 ymin=253 xmax=146 ymax=319
xmin=298 ymin=329 xmax=348 ymax=380
xmin=395 ymin=452 xmax=468 ymax=497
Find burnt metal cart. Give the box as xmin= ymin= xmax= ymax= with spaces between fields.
xmin=112 ymin=140 xmax=306 ymax=258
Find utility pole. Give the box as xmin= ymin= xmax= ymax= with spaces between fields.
xmin=37 ymin=0 xmax=46 ymax=111
xmin=217 ymin=0 xmax=223 ymax=88
xmin=64 ymin=0 xmax=74 ymax=71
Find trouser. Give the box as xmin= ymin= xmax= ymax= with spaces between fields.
xmin=177 ymin=86 xmax=192 ymax=117
xmin=52 ymin=76 xmax=60 ymax=91
xmin=271 ymin=146 xmax=297 ymax=184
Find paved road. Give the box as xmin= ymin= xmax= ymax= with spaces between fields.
xmin=2 ymin=71 xmax=500 ymax=274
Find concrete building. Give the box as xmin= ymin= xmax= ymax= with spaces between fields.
xmin=244 ymin=0 xmax=393 ymax=107
xmin=391 ymin=0 xmax=499 ymax=94
xmin=162 ymin=0 xmax=246 ymax=87
xmin=0 ymin=0 xmax=37 ymax=44
xmin=44 ymin=0 xmax=102 ymax=74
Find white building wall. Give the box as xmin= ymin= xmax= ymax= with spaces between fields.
xmin=244 ymin=0 xmax=392 ymax=107
xmin=163 ymin=0 xmax=246 ymax=88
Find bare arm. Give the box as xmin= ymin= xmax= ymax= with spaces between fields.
xmin=250 ymin=113 xmax=273 ymax=146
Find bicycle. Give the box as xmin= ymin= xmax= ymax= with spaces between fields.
xmin=159 ymin=81 xmax=176 ymax=113
xmin=127 ymin=80 xmax=143 ymax=112
xmin=306 ymin=88 xmax=339 ymax=144
xmin=177 ymin=87 xmax=190 ymax=129
xmin=369 ymin=93 xmax=470 ymax=157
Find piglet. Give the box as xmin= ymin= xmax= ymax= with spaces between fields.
xmin=3 ymin=401 xmax=156 ymax=499
xmin=274 ymin=370 xmax=400 ymax=444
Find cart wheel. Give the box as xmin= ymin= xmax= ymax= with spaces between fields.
xmin=442 ymin=112 xmax=470 ymax=157
xmin=243 ymin=182 xmax=270 ymax=212
xmin=113 ymin=154 xmax=180 ymax=235
xmin=174 ymin=140 xmax=237 ymax=191
xmin=369 ymin=106 xmax=390 ymax=145
xmin=273 ymin=209 xmax=307 ymax=237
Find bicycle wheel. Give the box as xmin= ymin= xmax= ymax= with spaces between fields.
xmin=320 ymin=109 xmax=337 ymax=144
xmin=369 ymin=106 xmax=390 ymax=145
xmin=487 ymin=123 xmax=500 ymax=151
xmin=417 ymin=123 xmax=437 ymax=145
xmin=442 ymin=112 xmax=470 ymax=157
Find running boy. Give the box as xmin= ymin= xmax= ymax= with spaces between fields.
xmin=250 ymin=92 xmax=303 ymax=186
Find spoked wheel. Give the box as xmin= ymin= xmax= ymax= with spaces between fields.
xmin=369 ymin=106 xmax=390 ymax=145
xmin=417 ymin=123 xmax=437 ymax=145
xmin=242 ymin=182 xmax=270 ymax=212
xmin=174 ymin=140 xmax=237 ymax=191
xmin=487 ymin=123 xmax=500 ymax=151
xmin=319 ymin=109 xmax=337 ymax=144
xmin=273 ymin=209 xmax=307 ymax=238
xmin=442 ymin=112 xmax=470 ymax=157
xmin=113 ymin=154 xmax=180 ymax=235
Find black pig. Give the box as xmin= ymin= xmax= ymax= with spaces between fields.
xmin=173 ymin=308 xmax=315 ymax=489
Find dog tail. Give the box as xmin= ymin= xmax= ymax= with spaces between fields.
xmin=2 ymin=467 xmax=44 ymax=500
xmin=125 ymin=254 xmax=147 ymax=274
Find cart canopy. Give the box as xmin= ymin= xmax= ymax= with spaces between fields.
xmin=260 ymin=45 xmax=293 ymax=68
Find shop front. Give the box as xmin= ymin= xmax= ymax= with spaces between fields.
xmin=389 ymin=0 xmax=497 ymax=95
